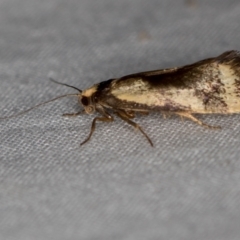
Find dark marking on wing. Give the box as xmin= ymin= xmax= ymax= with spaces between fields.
xmin=216 ymin=50 xmax=240 ymax=65
xmin=234 ymin=79 xmax=240 ymax=97
xmin=119 ymin=50 xmax=240 ymax=88
xmin=154 ymin=99 xmax=191 ymax=112
xmin=97 ymin=79 xmax=114 ymax=92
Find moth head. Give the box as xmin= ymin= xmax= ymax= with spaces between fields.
xmin=79 ymin=95 xmax=96 ymax=114
xmin=80 ymin=85 xmax=98 ymax=114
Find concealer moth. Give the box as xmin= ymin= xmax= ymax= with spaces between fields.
xmin=1 ymin=50 xmax=240 ymax=146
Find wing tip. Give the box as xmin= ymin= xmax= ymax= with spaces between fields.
xmin=216 ymin=50 xmax=240 ymax=63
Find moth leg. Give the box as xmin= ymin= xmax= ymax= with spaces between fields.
xmin=125 ymin=110 xmax=149 ymax=118
xmin=176 ymin=112 xmax=221 ymax=129
xmin=138 ymin=111 xmax=149 ymax=116
xmin=80 ymin=109 xmax=114 ymax=146
xmin=115 ymin=110 xmax=153 ymax=147
xmin=125 ymin=110 xmax=135 ymax=118
xmin=62 ymin=110 xmax=85 ymax=117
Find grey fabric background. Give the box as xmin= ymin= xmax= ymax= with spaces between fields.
xmin=0 ymin=0 xmax=240 ymax=239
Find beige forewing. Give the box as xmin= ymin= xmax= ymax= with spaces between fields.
xmin=110 ymin=51 xmax=240 ymax=114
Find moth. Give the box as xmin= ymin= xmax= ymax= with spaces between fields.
xmin=1 ymin=50 xmax=240 ymax=146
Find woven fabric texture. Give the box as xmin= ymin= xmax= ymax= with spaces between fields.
xmin=1 ymin=0 xmax=240 ymax=239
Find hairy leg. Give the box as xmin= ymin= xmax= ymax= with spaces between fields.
xmin=176 ymin=112 xmax=221 ymax=129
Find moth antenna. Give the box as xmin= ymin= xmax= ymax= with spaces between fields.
xmin=49 ymin=78 xmax=82 ymax=93
xmin=0 ymin=93 xmax=79 ymax=120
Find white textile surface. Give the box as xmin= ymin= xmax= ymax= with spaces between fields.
xmin=0 ymin=0 xmax=240 ymax=239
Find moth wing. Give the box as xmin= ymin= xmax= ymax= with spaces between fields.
xmin=103 ymin=50 xmax=240 ymax=113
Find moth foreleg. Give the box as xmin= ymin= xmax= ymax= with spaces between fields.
xmin=176 ymin=112 xmax=221 ymax=129
xmin=62 ymin=110 xmax=85 ymax=117
xmin=80 ymin=114 xmax=114 ymax=146
xmin=115 ymin=110 xmax=153 ymax=147
xmin=124 ymin=110 xmax=149 ymax=118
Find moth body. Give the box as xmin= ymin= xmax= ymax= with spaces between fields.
xmin=82 ymin=50 xmax=240 ymax=115
xmin=2 ymin=50 xmax=240 ymax=146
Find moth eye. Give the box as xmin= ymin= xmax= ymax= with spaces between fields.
xmin=81 ymin=96 xmax=89 ymax=106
